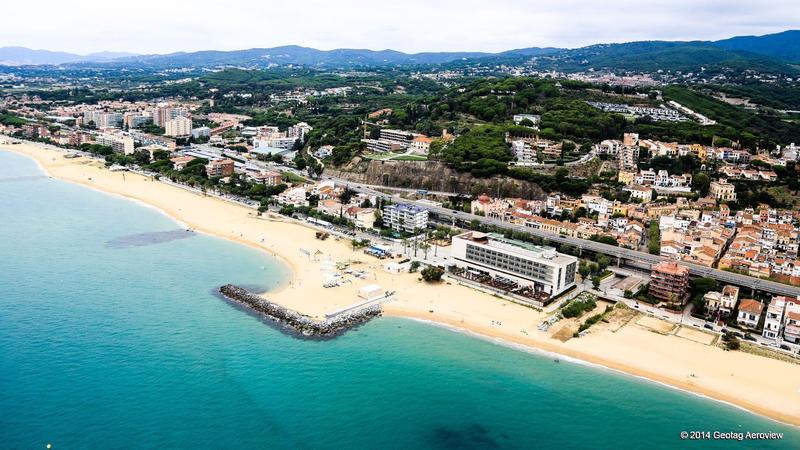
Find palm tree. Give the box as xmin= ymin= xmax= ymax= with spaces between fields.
xmin=421 ymin=242 xmax=431 ymax=260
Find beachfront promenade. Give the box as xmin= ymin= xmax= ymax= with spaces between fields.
xmin=9 ymin=136 xmax=799 ymax=297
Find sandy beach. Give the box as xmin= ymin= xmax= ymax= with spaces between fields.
xmin=4 ymin=140 xmax=800 ymax=427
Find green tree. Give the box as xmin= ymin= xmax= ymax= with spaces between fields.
xmin=648 ymin=220 xmax=661 ymax=255
xmin=420 ymin=266 xmax=445 ymax=282
xmin=578 ymin=263 xmax=591 ymax=280
xmin=692 ymin=172 xmax=711 ymax=197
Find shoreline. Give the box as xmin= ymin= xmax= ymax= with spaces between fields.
xmin=3 ymin=144 xmax=302 ymax=290
xmin=3 ymin=141 xmax=800 ymax=427
xmin=396 ymin=314 xmax=797 ymax=428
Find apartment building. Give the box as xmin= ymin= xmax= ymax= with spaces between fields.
xmin=83 ymin=111 xmax=123 ymax=128
xmin=762 ymin=296 xmax=800 ymax=342
xmin=276 ymin=187 xmax=308 ymax=207
xmin=152 ymin=105 xmax=188 ymax=127
xmin=511 ymin=140 xmax=537 ymax=165
xmin=451 ymin=231 xmax=578 ymax=297
xmin=68 ymin=131 xmax=93 ymax=147
xmin=249 ymin=170 xmax=282 ymax=186
xmin=206 ymin=158 xmax=235 ymax=177
xmin=165 ymin=116 xmax=193 ymax=137
xmin=649 ymin=261 xmax=690 ymax=305
xmin=382 ymin=203 xmax=428 ymax=233
xmin=287 ymin=122 xmax=312 ymax=141
xmin=623 ymin=133 xmax=639 ymax=147
xmin=123 ymin=112 xmax=151 ymax=129
xmin=95 ymin=133 xmax=134 ymax=154
xmin=192 ymin=126 xmax=211 ymax=139
xmin=619 ymin=146 xmax=640 ymax=171
xmin=597 ymin=139 xmax=623 ymax=155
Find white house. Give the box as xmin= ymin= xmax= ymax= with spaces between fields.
xmin=736 ymin=299 xmax=764 ymax=329
xmin=276 ymin=187 xmax=308 ymax=207
xmin=623 ymin=185 xmax=653 ymax=203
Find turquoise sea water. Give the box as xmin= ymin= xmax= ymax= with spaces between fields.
xmin=1 ymin=149 xmax=799 ymax=449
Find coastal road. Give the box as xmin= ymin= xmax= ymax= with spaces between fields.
xmin=329 ymin=177 xmax=800 ymax=298
xmin=14 ymin=138 xmax=800 ymax=298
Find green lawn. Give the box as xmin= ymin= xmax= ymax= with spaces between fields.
xmin=281 ymin=171 xmax=309 ymax=184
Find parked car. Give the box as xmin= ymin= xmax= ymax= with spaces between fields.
xmin=744 ymin=334 xmax=757 ymax=342
xmin=780 ymin=344 xmax=791 ymax=351
xmin=703 ymin=324 xmax=714 ymax=330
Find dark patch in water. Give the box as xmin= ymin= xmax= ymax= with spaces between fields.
xmin=0 ymin=175 xmax=48 ymax=183
xmin=106 ymin=229 xmax=195 ymax=249
xmin=430 ymin=423 xmax=500 ymax=449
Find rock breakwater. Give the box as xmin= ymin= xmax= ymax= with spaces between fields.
xmin=218 ymin=284 xmax=382 ymax=338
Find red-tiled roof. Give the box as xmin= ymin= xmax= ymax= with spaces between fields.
xmin=738 ymin=299 xmax=763 ymax=315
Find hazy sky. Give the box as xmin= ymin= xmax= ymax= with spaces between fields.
xmin=2 ymin=0 xmax=798 ymax=54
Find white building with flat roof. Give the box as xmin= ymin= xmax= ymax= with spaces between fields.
xmin=152 ymin=105 xmax=188 ymax=127
xmin=191 ymin=126 xmax=211 ymax=139
xmin=382 ymin=203 xmax=428 ymax=233
xmin=95 ymin=133 xmax=135 ymax=154
xmin=165 ymin=116 xmax=193 ymax=137
xmin=763 ymin=296 xmax=800 ymax=342
xmin=288 ymin=122 xmax=312 ymax=141
xmin=511 ymin=140 xmax=538 ymax=166
xmin=379 ymin=129 xmax=415 ymax=143
xmin=451 ymin=232 xmax=578 ymax=297
xmin=253 ymin=136 xmax=297 ymax=154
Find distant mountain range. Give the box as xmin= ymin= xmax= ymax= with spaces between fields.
xmin=1 ymin=30 xmax=797 ymax=72
xmin=0 ymin=47 xmax=137 ymax=65
xmin=713 ymin=30 xmax=800 ymax=63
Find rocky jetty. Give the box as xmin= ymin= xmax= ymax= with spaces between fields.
xmin=218 ymin=284 xmax=382 ymax=338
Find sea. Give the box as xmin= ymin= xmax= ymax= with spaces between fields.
xmin=1 ymin=149 xmax=798 ymax=449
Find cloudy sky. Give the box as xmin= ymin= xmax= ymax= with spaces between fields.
xmin=2 ymin=0 xmax=798 ymax=54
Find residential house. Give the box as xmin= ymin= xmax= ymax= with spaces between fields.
xmin=170 ymin=156 xmax=195 ymax=171
xmin=736 ymin=299 xmax=764 ymax=329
